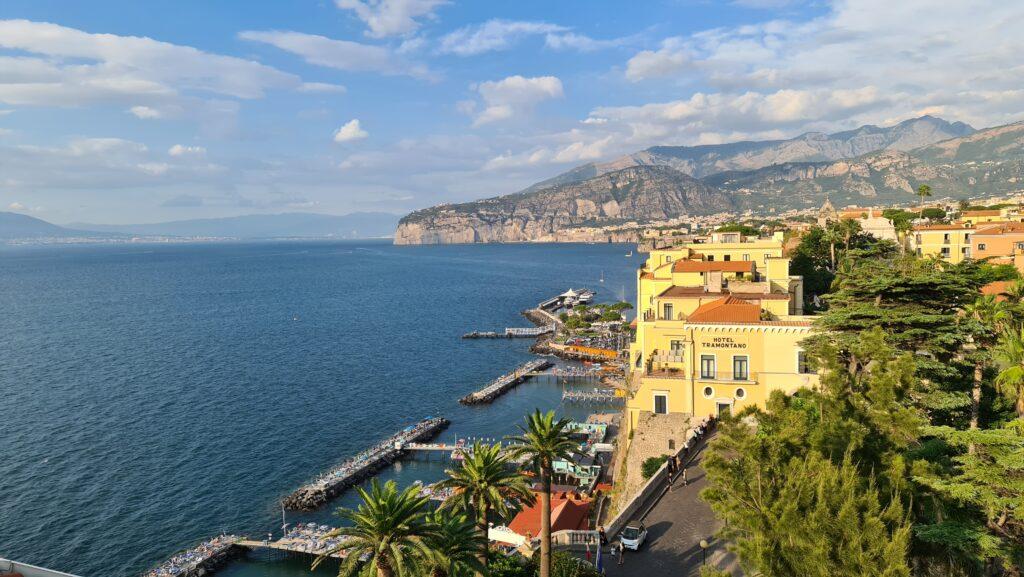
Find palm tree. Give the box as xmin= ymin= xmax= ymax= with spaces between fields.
xmin=916 ymin=183 xmax=932 ymax=218
xmin=995 ymin=326 xmax=1024 ymax=418
xmin=822 ymin=222 xmax=844 ymax=272
xmin=420 ymin=510 xmax=485 ymax=577
xmin=506 ymin=410 xmax=577 ymax=577
xmin=437 ymin=442 xmax=531 ymax=574
xmin=313 ymin=479 xmax=434 ymax=577
xmin=962 ymin=295 xmax=1011 ymax=432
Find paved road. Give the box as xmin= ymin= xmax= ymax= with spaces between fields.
xmin=603 ymin=439 xmax=741 ymax=577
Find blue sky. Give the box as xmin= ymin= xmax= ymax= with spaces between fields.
xmin=0 ymin=1 xmax=1021 ymax=224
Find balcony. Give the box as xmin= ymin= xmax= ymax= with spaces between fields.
xmin=651 ymin=353 xmax=684 ymax=364
xmin=696 ymin=371 xmax=757 ymax=383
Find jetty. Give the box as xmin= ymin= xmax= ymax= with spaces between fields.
xmin=142 ymin=535 xmax=241 ymax=577
xmin=282 ymin=417 xmax=449 ymax=511
xmin=459 ymin=359 xmax=553 ymax=405
xmin=236 ymin=523 xmax=350 ymax=560
xmin=462 ymin=324 xmax=556 ymax=339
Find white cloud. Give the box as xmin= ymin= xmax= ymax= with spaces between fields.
xmin=544 ymin=32 xmax=633 ymax=52
xmin=239 ymin=30 xmax=432 ymax=79
xmin=8 ymin=201 xmax=27 ymax=211
xmin=472 ymin=75 xmax=564 ymax=126
xmin=0 ymin=19 xmax=300 ymax=107
xmin=438 ymin=20 xmax=568 ymax=56
xmin=334 ymin=119 xmax=369 ymax=142
xmin=168 ymin=144 xmax=206 ymax=157
xmin=625 ymin=38 xmax=692 ymax=82
xmin=0 ymin=109 xmax=13 ymax=116
xmin=297 ymin=82 xmax=347 ymax=94
xmin=128 ymin=105 xmax=163 ymax=119
xmin=335 ymin=0 xmax=448 ymax=38
xmin=551 ymin=136 xmax=613 ymax=163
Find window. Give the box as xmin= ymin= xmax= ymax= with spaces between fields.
xmin=733 ymin=356 xmax=749 ymax=380
xmin=941 ymin=247 xmax=950 ymax=257
xmin=663 ymin=303 xmax=674 ymax=320
xmin=797 ymin=351 xmax=814 ymax=374
xmin=666 ymin=255 xmax=673 ymax=262
xmin=735 ymin=387 xmax=746 ymax=399
xmin=979 ymin=243 xmax=987 ymax=250
xmin=707 ymin=255 xmax=715 ymax=261
xmin=943 ymin=233 xmax=950 ymax=244
xmin=763 ymin=253 xmax=770 ymax=263
xmin=915 ymin=234 xmax=922 ymax=244
xmin=700 ymin=355 xmax=716 ymax=379
xmin=723 ymin=254 xmax=731 ymax=261
xmin=670 ymin=340 xmax=684 ymax=354
xmin=653 ymin=394 xmax=668 ymax=415
xmin=702 ymin=386 xmax=714 ymax=399
xmin=742 ymin=253 xmax=750 ymax=261
xmin=965 ymin=233 xmax=971 ymax=242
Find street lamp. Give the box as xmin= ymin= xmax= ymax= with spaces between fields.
xmin=699 ymin=539 xmax=709 ymax=566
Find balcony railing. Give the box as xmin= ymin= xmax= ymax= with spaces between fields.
xmin=698 ymin=371 xmax=757 ymax=382
xmin=651 ymin=353 xmax=685 ymax=364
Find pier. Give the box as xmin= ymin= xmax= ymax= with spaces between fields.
xmin=462 ymin=324 xmax=556 ymax=339
xmin=459 ymin=359 xmax=553 ymax=405
xmin=142 ymin=535 xmax=241 ymax=577
xmin=236 ymin=523 xmax=350 ymax=560
xmin=281 ymin=417 xmax=449 ymax=511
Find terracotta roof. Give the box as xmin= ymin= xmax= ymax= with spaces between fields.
xmin=639 ymin=271 xmax=654 ymax=280
xmin=973 ymin=222 xmax=1024 ymax=235
xmin=913 ymin=223 xmax=973 ymax=231
xmin=963 ymin=209 xmax=1002 ymax=216
xmin=508 ymin=492 xmax=590 ymax=538
xmin=656 ymin=286 xmax=789 ymax=300
xmin=691 ymin=320 xmax=814 ymax=327
xmin=672 ymin=260 xmax=755 ymax=273
xmin=686 ymin=295 xmax=761 ymax=323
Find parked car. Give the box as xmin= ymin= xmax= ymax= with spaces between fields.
xmin=620 ymin=520 xmax=647 ymax=550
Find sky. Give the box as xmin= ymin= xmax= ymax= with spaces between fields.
xmin=0 ymin=0 xmax=1022 ymax=225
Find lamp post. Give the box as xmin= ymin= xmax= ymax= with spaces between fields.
xmin=699 ymin=539 xmax=709 ymax=566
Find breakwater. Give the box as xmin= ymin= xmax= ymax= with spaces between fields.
xmin=281 ymin=417 xmax=449 ymax=511
xmin=459 ymin=359 xmax=552 ymax=405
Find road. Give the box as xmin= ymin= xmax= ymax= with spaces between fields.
xmin=603 ymin=438 xmax=741 ymax=577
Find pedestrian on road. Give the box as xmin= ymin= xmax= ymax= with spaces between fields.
xmin=682 ymin=467 xmax=688 ymax=486
xmin=599 ymin=526 xmax=607 ymax=547
xmin=617 ymin=541 xmax=625 ymax=565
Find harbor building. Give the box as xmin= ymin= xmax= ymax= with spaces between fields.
xmin=626 ymin=234 xmax=818 ymax=436
xmin=960 ymin=207 xmax=1024 ymax=226
xmin=909 ymin=223 xmax=974 ymax=263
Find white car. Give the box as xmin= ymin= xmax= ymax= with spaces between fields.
xmin=620 ymin=520 xmax=647 ymax=550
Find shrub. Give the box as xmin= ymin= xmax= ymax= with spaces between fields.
xmin=641 ymin=455 xmax=668 ymax=479
xmin=490 ymin=554 xmax=534 ymax=577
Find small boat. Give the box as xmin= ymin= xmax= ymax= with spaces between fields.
xmin=600 ymin=270 xmax=605 ymax=283
xmin=625 ymin=251 xmax=633 ymax=257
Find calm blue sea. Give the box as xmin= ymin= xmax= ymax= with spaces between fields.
xmin=0 ymin=240 xmax=642 ymax=577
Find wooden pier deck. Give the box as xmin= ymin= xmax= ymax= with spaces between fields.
xmin=281 ymin=417 xmax=449 ymax=511
xmin=459 ymin=359 xmax=553 ymax=405
xmin=235 ymin=524 xmax=350 ymax=560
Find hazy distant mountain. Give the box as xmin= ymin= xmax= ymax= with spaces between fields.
xmin=70 ymin=212 xmax=401 ymax=239
xmin=395 ymin=165 xmax=733 ymax=244
xmin=521 ymin=115 xmax=975 ymax=193
xmin=0 ymin=212 xmax=99 ymax=239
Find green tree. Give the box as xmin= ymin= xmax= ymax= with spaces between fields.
xmin=438 ymin=442 xmax=532 ymax=574
xmin=716 ymin=223 xmax=760 ymax=236
xmin=917 ymin=183 xmax=933 ymax=217
xmin=506 ymin=410 xmax=577 ymax=577
xmin=962 ymin=296 xmax=1011 ymax=432
xmin=995 ymin=327 xmax=1024 ymax=418
xmin=702 ymin=392 xmax=914 ymax=577
xmin=921 ymin=207 xmax=947 ymax=221
xmin=421 ymin=510 xmax=485 ymax=577
xmin=314 ymin=479 xmax=434 ymax=577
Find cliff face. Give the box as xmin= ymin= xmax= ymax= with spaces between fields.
xmin=394 ymin=165 xmax=733 ymax=245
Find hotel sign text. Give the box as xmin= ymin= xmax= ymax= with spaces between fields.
xmin=702 ymin=337 xmax=747 ymax=349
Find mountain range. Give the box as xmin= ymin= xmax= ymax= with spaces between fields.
xmin=1 ymin=212 xmax=401 ymax=241
xmin=395 ymin=116 xmax=1024 ymax=245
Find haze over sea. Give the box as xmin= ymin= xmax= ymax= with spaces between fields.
xmin=0 ymin=241 xmax=641 ymax=577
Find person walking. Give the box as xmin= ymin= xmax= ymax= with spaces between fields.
xmin=682 ymin=467 xmax=688 ymax=486
xmin=617 ymin=540 xmax=625 ymax=565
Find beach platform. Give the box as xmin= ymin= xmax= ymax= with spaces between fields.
xmin=281 ymin=417 xmax=449 ymax=511
xmin=459 ymin=359 xmax=553 ymax=404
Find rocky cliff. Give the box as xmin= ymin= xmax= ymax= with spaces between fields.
xmin=395 ymin=165 xmax=733 ymax=245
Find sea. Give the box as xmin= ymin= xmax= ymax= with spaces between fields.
xmin=0 ymin=240 xmax=643 ymax=577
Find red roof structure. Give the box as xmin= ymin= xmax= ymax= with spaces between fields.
xmin=686 ymin=295 xmax=761 ymax=323
xmin=508 ymin=492 xmax=591 ymax=538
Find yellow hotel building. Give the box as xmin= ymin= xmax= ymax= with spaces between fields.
xmin=909 ymin=223 xmax=974 ymax=263
xmin=626 ymin=232 xmax=819 ymax=435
